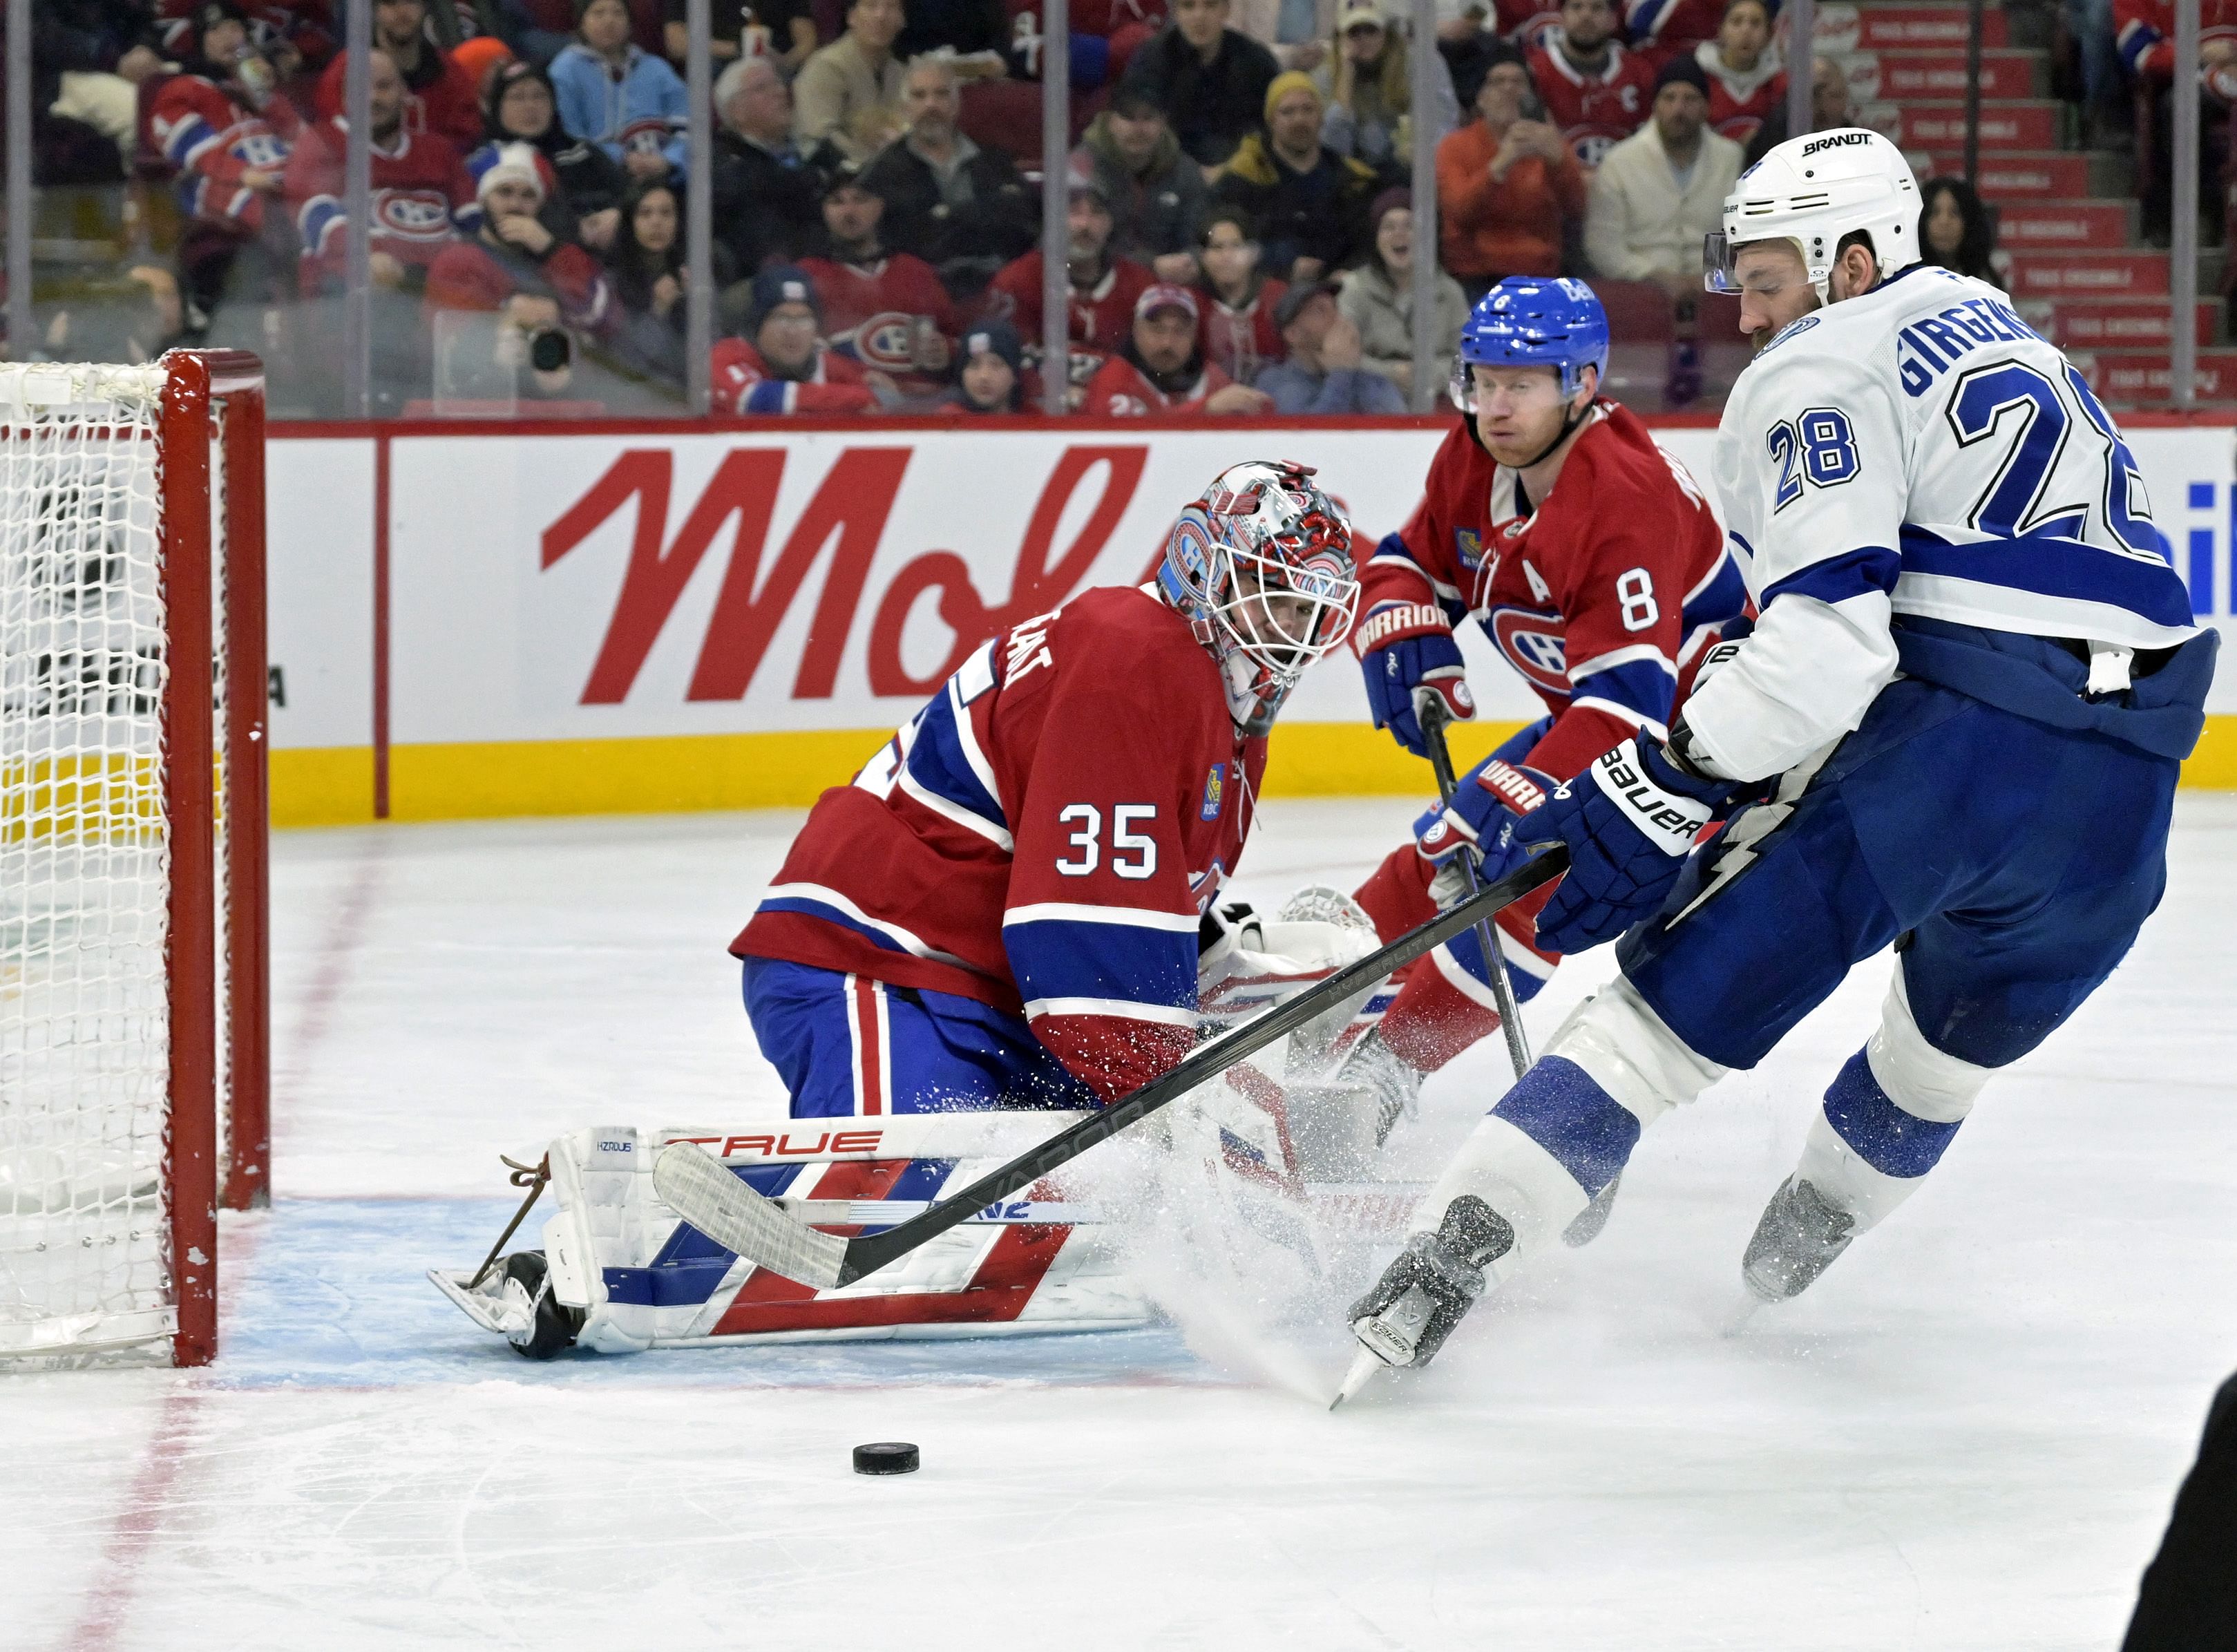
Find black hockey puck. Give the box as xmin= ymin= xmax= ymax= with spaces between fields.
xmin=853 ymin=1441 xmax=920 ymax=1476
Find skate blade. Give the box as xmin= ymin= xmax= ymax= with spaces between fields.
xmin=1719 ymin=1287 xmax=1773 ymax=1338
xmin=1330 ymin=1347 xmax=1387 ymax=1410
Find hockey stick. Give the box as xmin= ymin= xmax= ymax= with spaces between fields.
xmin=1419 ymin=702 xmax=1534 ymax=1083
xmin=655 ymin=846 xmax=1570 ymax=1290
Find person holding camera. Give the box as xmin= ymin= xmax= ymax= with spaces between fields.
xmin=426 ymin=142 xmax=615 ymax=340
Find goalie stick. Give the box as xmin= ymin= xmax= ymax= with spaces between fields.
xmin=654 ymin=847 xmax=1570 ymax=1291
xmin=1419 ymin=701 xmax=1534 ymax=1083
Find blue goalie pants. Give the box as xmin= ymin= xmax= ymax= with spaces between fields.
xmin=1617 ymin=667 xmax=2183 ymax=1078
xmin=741 ymin=955 xmax=1096 ymax=1117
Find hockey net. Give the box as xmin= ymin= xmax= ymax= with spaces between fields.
xmin=0 ymin=353 xmax=269 ymax=1369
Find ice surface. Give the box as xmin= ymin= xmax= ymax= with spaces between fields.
xmin=6 ymin=797 xmax=2236 ymax=1651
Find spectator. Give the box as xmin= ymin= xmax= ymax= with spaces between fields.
xmin=1526 ymin=0 xmax=1654 ymax=168
xmin=986 ymin=173 xmax=1152 ymax=353
xmin=478 ymin=60 xmax=627 ymax=251
xmin=1255 ymin=281 xmax=1408 ymax=411
xmin=1492 ymin=0 xmax=1563 ymax=47
xmin=2066 ymin=0 xmax=2122 ymax=142
xmin=863 ymin=56 xmax=1039 ymax=296
xmin=1215 ymin=73 xmax=1379 ymax=281
xmin=450 ymin=35 xmax=515 ymax=100
xmin=1619 ymin=0 xmax=1722 ymax=72
xmin=2114 ymin=0 xmax=2237 ymax=237
xmin=30 ymin=1 xmax=167 ymax=184
xmin=1339 ymin=187 xmax=1465 ymax=410
xmin=1693 ymin=0 xmax=1780 ymax=144
xmin=1074 ymin=88 xmax=1212 ymax=282
xmin=712 ymin=265 xmax=883 ymax=413
xmin=792 ymin=0 xmax=908 ymax=161
xmin=549 ymin=0 xmax=690 ymax=182
xmin=317 ymin=0 xmax=483 ymax=151
xmin=1230 ymin=0 xmax=1335 ymax=69
xmin=800 ymin=162 xmax=961 ymax=402
xmin=708 ymin=56 xmax=823 ymax=279
xmin=1081 ymin=284 xmax=1273 ymax=413
xmin=425 ymin=141 xmax=614 ymax=334
xmin=1436 ymin=44 xmax=1583 ymax=294
xmin=152 ymin=3 xmax=305 ymax=326
xmin=895 ymin=0 xmax=1010 ymax=61
xmin=1741 ymin=50 xmax=1849 ymax=169
xmin=602 ymin=178 xmax=730 ymax=383
xmin=1195 ymin=206 xmax=1288 ymax=383
xmin=941 ymin=319 xmax=1029 ymax=412
xmin=1117 ymin=0 xmax=1280 ymax=167
xmin=1919 ymin=176 xmax=2008 ymax=289
xmin=665 ymin=0 xmax=815 ymax=73
xmin=1584 ymin=57 xmax=1741 ymax=293
xmin=286 ymin=48 xmax=473 ymax=295
xmin=1315 ymin=0 xmax=1458 ymax=173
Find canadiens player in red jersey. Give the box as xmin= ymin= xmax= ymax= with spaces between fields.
xmin=733 ymin=462 xmax=1360 ymax=1117
xmin=1312 ymin=277 xmax=1741 ymax=1206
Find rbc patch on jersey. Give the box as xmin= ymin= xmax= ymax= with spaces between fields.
xmin=1201 ymin=763 xmax=1225 ymax=819
xmin=1454 ymin=528 xmax=1486 ymax=572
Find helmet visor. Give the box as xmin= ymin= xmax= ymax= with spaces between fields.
xmin=1702 ymin=229 xmax=1741 ymax=294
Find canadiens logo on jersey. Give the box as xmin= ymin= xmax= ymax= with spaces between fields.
xmin=1201 ymin=763 xmax=1225 ymax=820
xmin=1491 ymin=605 xmax=1570 ymax=695
xmin=844 ymin=310 xmax=922 ymax=373
xmin=373 ymin=189 xmax=457 ymax=241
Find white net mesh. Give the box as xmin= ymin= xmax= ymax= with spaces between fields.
xmin=0 ymin=365 xmax=181 ymax=1361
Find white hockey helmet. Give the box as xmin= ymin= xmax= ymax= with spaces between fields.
xmin=1704 ymin=126 xmax=1921 ymax=304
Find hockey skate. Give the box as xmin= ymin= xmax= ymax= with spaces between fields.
xmin=429 ymin=1250 xmax=584 ymax=1360
xmin=1741 ymin=1175 xmax=1857 ymax=1302
xmin=1345 ymin=1195 xmax=1514 ymax=1370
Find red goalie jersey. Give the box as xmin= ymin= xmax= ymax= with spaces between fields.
xmin=734 ymin=585 xmax=1262 ymax=1102
xmin=1362 ymin=402 xmax=1742 ymax=782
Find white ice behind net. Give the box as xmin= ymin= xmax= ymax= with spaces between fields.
xmin=0 ymin=366 xmax=176 ymax=1360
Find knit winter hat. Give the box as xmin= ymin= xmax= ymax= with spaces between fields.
xmin=1263 ymin=70 xmax=1324 ymax=122
xmin=1653 ymin=55 xmax=1711 ymax=97
xmin=961 ymin=319 xmax=1025 ymax=372
xmin=750 ymin=265 xmax=821 ymax=331
xmin=468 ymin=141 xmax=553 ymax=206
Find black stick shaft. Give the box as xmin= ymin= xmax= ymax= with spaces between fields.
xmin=837 ymin=846 xmax=1568 ymax=1283
xmin=1420 ymin=705 xmax=1534 ymax=1082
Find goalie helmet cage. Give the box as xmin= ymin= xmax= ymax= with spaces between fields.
xmin=0 ymin=350 xmax=269 ymax=1370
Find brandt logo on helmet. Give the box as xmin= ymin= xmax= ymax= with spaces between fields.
xmin=1800 ymin=131 xmax=1873 ymax=158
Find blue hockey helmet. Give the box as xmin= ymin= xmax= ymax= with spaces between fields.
xmin=1451 ymin=277 xmax=1610 ymax=411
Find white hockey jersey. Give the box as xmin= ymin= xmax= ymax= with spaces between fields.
xmin=1686 ymin=263 xmax=2201 ymax=781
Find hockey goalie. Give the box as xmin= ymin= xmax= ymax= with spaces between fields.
xmin=433 ymin=461 xmax=1424 ymax=1357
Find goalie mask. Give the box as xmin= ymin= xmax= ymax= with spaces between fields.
xmin=1158 ymin=461 xmax=1359 ymax=737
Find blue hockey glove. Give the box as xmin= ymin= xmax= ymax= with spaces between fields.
xmin=1413 ymin=759 xmax=1554 ymax=905
xmin=1528 ymin=738 xmax=1729 ymax=954
xmin=1355 ymin=591 xmax=1473 ymax=759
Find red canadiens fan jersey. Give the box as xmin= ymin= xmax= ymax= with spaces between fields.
xmin=1703 ymin=58 xmax=1784 ymax=142
xmin=711 ymin=339 xmax=877 ymax=415
xmin=1081 ymin=352 xmax=1235 ymax=416
xmin=1199 ymin=281 xmax=1286 ymax=385
xmin=285 ymin=119 xmax=471 ymax=287
xmin=984 ymin=251 xmax=1155 ymax=357
xmin=1493 ymin=0 xmax=1562 ymax=46
xmin=151 ymin=75 xmax=302 ymax=229
xmin=798 ymin=252 xmax=960 ymax=401
xmin=1621 ymin=0 xmax=1724 ymax=64
xmin=2116 ymin=0 xmax=2237 ymax=75
xmin=1360 ymin=403 xmax=1743 ymax=780
xmin=735 ymin=585 xmax=1264 ymax=1103
xmin=1527 ymin=40 xmax=1655 ymax=168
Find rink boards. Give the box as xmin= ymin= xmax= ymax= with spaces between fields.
xmin=255 ymin=416 xmax=2237 ymax=825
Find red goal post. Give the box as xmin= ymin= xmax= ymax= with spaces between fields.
xmin=0 ymin=350 xmax=269 ymax=1369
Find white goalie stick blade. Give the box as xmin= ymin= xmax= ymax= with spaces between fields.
xmin=653 ymin=1141 xmax=850 ymax=1290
